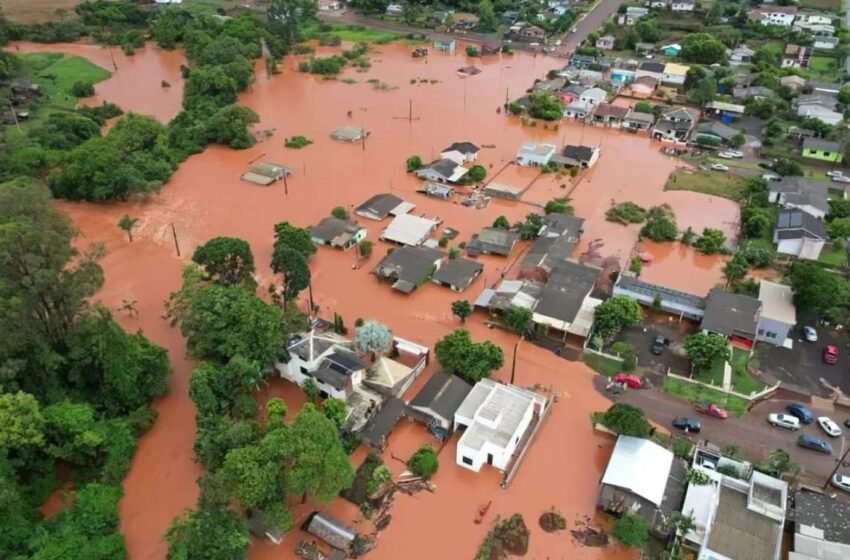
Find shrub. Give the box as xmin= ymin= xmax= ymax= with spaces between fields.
xmin=673 ymin=437 xmax=694 ymax=459
xmin=408 ymin=445 xmax=438 ymax=478
xmin=284 ymin=135 xmax=313 ymax=149
xmin=606 ymin=202 xmax=646 ymax=224
xmin=71 ymin=81 xmax=96 ymax=98
xmin=611 ymin=513 xmax=648 ymax=548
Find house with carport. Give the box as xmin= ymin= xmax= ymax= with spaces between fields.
xmin=415 ymin=158 xmax=469 ymax=183
xmin=532 ymin=260 xmax=601 ymax=344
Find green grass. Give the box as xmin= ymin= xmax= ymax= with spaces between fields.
xmin=694 ymin=358 xmax=725 ymax=386
xmin=818 ymin=242 xmax=848 ymax=268
xmin=302 ymin=22 xmax=406 ymax=44
xmin=799 ymin=0 xmax=841 ymax=9
xmin=729 ymin=347 xmax=764 ymax=395
xmin=663 ymin=377 xmax=749 ymax=416
xmin=583 ymin=352 xmax=623 ymax=377
xmin=704 ymin=157 xmax=763 ymax=172
xmin=807 ymin=56 xmax=842 ymax=80
xmin=19 ymin=53 xmax=110 ymax=114
xmin=665 ymin=169 xmax=749 ymax=202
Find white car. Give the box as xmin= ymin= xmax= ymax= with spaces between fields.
xmin=803 ymin=326 xmax=818 ymax=342
xmin=725 ymin=150 xmax=743 ymax=158
xmin=826 ymin=170 xmax=844 ymax=178
xmin=833 ymin=474 xmax=850 ymax=492
xmin=762 ymin=172 xmax=781 ymax=182
xmin=717 ymin=152 xmax=734 ymax=159
xmin=710 ymin=163 xmax=729 ymax=172
xmin=832 ymin=175 xmax=850 ymax=184
xmin=818 ymin=416 xmax=842 ymax=437
xmin=768 ymin=413 xmax=801 ymax=431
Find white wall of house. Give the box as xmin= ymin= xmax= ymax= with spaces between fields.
xmin=455 ymin=405 xmax=534 ymax=472
xmin=760 ymin=13 xmax=796 ymax=26
xmin=440 ymin=150 xmax=477 ymax=165
xmin=671 ymin=2 xmax=694 ymax=11
xmin=776 ymin=238 xmax=825 ymax=260
xmin=757 ymin=316 xmax=792 ymax=346
xmin=275 ymin=357 xmax=349 ymax=400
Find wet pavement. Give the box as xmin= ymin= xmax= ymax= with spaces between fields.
xmin=6 ymin=38 xmax=744 ymax=559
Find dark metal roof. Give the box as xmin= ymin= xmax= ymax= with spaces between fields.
xmin=700 ymin=289 xmax=761 ymax=338
xmin=615 ymin=275 xmax=706 ymax=311
xmin=325 ymin=351 xmax=365 ymax=373
xmin=442 ymin=141 xmax=479 ymax=154
xmin=639 ymin=61 xmax=665 ymax=73
xmin=562 ymin=145 xmax=595 ymax=161
xmin=313 ymin=366 xmax=349 ymax=391
xmin=534 ymin=261 xmax=598 ymax=323
xmin=794 ymin=490 xmax=850 ymax=545
xmin=303 ymin=512 xmax=356 ymax=551
xmin=359 ymin=396 xmax=407 ymax=447
xmin=774 ymin=209 xmax=827 ymax=240
xmin=521 ymin=235 xmax=579 ymax=272
xmin=355 ymin=193 xmax=403 ymax=219
xmin=409 ymin=371 xmax=472 ymax=422
xmin=432 ymin=258 xmax=483 ymax=289
xmin=309 ymin=217 xmax=363 ymax=243
xmin=466 ymin=227 xmax=519 ymax=256
xmin=374 ymin=245 xmax=446 ymax=288
xmin=803 ymin=137 xmax=843 ymax=152
xmin=769 ymin=177 xmax=829 ymax=198
xmin=419 ymin=158 xmax=459 ymax=179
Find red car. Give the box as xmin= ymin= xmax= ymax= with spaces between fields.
xmin=824 ymin=345 xmax=839 ymax=365
xmin=694 ymin=400 xmax=728 ymax=419
xmin=613 ymin=373 xmax=642 ymax=389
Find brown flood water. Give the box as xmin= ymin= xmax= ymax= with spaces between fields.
xmin=8 ymin=39 xmax=740 ymax=559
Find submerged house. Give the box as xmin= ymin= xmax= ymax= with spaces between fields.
xmin=355 ymin=193 xmax=411 ymax=221
xmin=467 ymin=227 xmax=519 ymax=257
xmin=519 ymin=214 xmax=585 ymax=281
xmin=302 ymin=511 xmax=356 ymax=553
xmin=432 ymin=258 xmax=484 ymax=291
xmin=380 ymin=214 xmax=439 ymax=246
xmin=309 ymin=217 xmax=366 ymax=250
xmin=408 ymin=371 xmax=473 ymax=433
xmin=415 ymin=158 xmax=469 ymax=183
xmin=373 ymin=245 xmax=445 ymax=293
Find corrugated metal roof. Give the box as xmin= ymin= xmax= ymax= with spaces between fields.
xmin=758 ymin=280 xmax=796 ymax=325
xmin=601 ymin=436 xmax=674 ymax=507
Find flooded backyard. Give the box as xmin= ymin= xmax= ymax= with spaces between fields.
xmin=8 ymin=38 xmax=740 ymax=559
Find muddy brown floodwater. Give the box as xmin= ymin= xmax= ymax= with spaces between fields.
xmin=9 ymin=38 xmax=740 ymax=559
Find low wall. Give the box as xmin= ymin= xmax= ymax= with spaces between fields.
xmin=666 ymin=371 xmax=780 ymax=402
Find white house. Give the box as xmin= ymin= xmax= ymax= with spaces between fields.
xmin=277 ymin=330 xmax=365 ymax=401
xmin=796 ymin=103 xmax=843 ymax=126
xmin=386 ymin=3 xmax=404 ymax=16
xmin=380 ymin=214 xmax=439 ymax=246
xmin=454 ymin=379 xmax=547 ymax=472
xmin=318 ymin=0 xmax=342 ymax=10
xmin=579 ymin=87 xmax=607 ymax=106
xmin=814 ymin=36 xmax=839 ymax=50
xmin=415 ymin=159 xmax=468 ymax=183
xmin=516 ymin=142 xmax=556 ymax=166
xmin=671 ymin=0 xmax=695 ymax=11
xmin=440 ymin=141 xmax=479 ymax=164
xmin=155 ymin=0 xmax=183 ymax=4
xmin=774 ymin=209 xmax=828 ymax=261
xmin=618 ymin=6 xmax=648 ymax=25
xmin=751 ymin=6 xmax=798 ymax=27
xmin=757 ymin=280 xmax=796 ymax=346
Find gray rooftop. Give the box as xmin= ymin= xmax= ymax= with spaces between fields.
xmin=374 ymin=245 xmax=445 ymax=290
xmin=309 ymin=217 xmax=363 ymax=245
xmin=409 ymin=371 xmax=473 ymax=423
xmin=355 ymin=193 xmax=404 ymax=220
xmin=700 ymin=289 xmax=761 ymax=338
xmin=794 ymin=490 xmax=850 ymax=545
xmin=521 ymin=235 xmax=580 ymax=273
xmin=780 ymin=192 xmax=829 ymax=215
xmin=442 ymin=141 xmax=479 ymax=154
xmin=432 ymin=258 xmax=483 ymax=290
xmin=534 ymin=261 xmax=598 ymax=323
xmin=467 ymin=227 xmax=519 ymax=257
xmin=769 ymin=177 xmax=829 ymax=198
xmin=615 ymin=275 xmax=707 ymax=311
xmin=706 ymin=485 xmax=781 ymax=560
xmin=696 ymin=121 xmax=740 ymax=141
xmin=803 ymin=137 xmax=843 ymax=153
xmin=359 ymin=396 xmax=407 ymax=448
xmin=774 ymin=208 xmax=828 ymax=240
xmin=419 ymin=158 xmax=460 ymax=179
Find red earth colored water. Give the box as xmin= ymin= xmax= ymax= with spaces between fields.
xmin=5 ymin=39 xmax=743 ymax=559
xmin=639 ymin=240 xmax=729 ymax=295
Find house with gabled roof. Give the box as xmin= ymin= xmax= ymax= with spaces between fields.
xmin=440 ymin=141 xmax=479 ymax=164
xmin=774 ymin=209 xmax=828 ymax=260
xmin=415 ymin=158 xmax=469 ymax=183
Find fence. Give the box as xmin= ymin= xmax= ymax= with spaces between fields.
xmin=666 ymin=370 xmax=780 ymax=403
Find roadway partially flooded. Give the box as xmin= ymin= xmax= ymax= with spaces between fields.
xmin=9 ymin=37 xmax=739 ymax=559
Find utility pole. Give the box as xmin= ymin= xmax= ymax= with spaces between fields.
xmin=409 ymin=99 xmax=413 ymax=124
xmin=510 ymin=336 xmax=524 ymax=385
xmin=282 ymin=171 xmax=288 ymax=195
xmin=170 ymin=223 xmax=181 ymax=256
xmin=308 ymin=282 xmax=316 ymax=319
xmin=361 ymin=127 xmax=366 ymax=151
xmin=8 ymin=101 xmax=21 ymax=134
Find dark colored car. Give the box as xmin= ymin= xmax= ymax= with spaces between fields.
xmin=798 ymin=435 xmax=833 ymax=454
xmin=786 ymin=403 xmax=814 ymax=424
xmin=845 ymin=418 xmax=850 ymax=429
xmin=672 ymin=417 xmax=701 ymax=433
xmin=651 ymin=335 xmax=666 ymax=355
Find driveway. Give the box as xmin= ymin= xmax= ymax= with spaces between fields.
xmin=756 ymin=327 xmax=850 ymax=398
xmin=608 ymin=321 xmax=693 ymax=375
xmin=593 ymin=376 xmax=848 ymax=479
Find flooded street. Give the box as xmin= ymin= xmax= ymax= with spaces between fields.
xmin=6 ymin=38 xmax=740 ymax=559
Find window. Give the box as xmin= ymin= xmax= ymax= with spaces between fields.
xmin=300 ymin=366 xmax=309 ymax=374
xmin=758 ymin=329 xmax=765 ymax=336
xmin=767 ymin=332 xmax=777 ymax=339
xmin=462 ymin=456 xmax=473 ymax=466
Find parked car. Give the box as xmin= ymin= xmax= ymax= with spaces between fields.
xmin=768 ymin=413 xmax=801 ymax=431
xmin=798 ymin=434 xmax=833 ymax=454
xmin=818 ymin=416 xmax=842 ymax=437
xmin=832 ymin=175 xmax=850 ymax=184
xmin=717 ymin=152 xmax=734 ymax=159
xmin=710 ymin=163 xmax=729 ymax=171
xmin=613 ymin=373 xmax=642 ymax=389
xmin=725 ymin=150 xmax=743 ymax=158
xmin=651 ymin=335 xmax=666 ymax=355
xmin=833 ymin=474 xmax=850 ymax=493
xmin=761 ymin=172 xmax=781 ymax=182
xmin=672 ymin=417 xmax=701 ymax=433
xmin=845 ymin=418 xmax=850 ymax=428
xmin=826 ymin=170 xmax=845 ymax=178
xmin=824 ymin=345 xmax=839 ymax=365
xmin=694 ymin=401 xmax=728 ymax=419
xmin=803 ymin=326 xmax=818 ymax=342
xmin=786 ymin=403 xmax=814 ymax=424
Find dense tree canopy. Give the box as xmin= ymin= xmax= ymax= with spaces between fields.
xmin=681 ymin=33 xmax=727 ymax=64
xmin=435 ymin=329 xmax=504 ymax=383
xmin=192 ymin=236 xmax=257 ymax=288
xmin=593 ymin=296 xmax=641 ymax=341
xmin=684 ymin=332 xmax=730 ymax=372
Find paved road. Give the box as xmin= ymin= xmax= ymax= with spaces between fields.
xmin=556 ymin=0 xmax=628 ymax=55
xmin=592 ymin=376 xmax=850 ymax=479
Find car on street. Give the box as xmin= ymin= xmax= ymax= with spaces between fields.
xmin=832 ymin=175 xmax=850 ymax=184
xmin=761 ymin=172 xmax=781 ymax=182
xmin=818 ymin=416 xmax=842 ymax=437
xmin=694 ymin=401 xmax=729 ymax=419
xmin=613 ymin=373 xmax=642 ymax=389
xmin=786 ymin=403 xmax=814 ymax=423
xmin=798 ymin=434 xmax=833 ymax=454
xmin=833 ymin=474 xmax=850 ymax=492
xmin=725 ymin=150 xmax=743 ymax=158
xmin=826 ymin=170 xmax=845 ymax=178
xmin=710 ymin=163 xmax=729 ymax=171
xmin=717 ymin=152 xmax=734 ymax=159
xmin=768 ymin=413 xmax=801 ymax=431
xmin=672 ymin=417 xmax=701 ymax=433
xmin=824 ymin=345 xmax=839 ymax=365
xmin=651 ymin=335 xmax=666 ymax=355
xmin=803 ymin=326 xmax=818 ymax=342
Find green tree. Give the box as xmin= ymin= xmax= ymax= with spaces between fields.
xmin=0 ymin=391 xmax=44 ymax=450
xmin=722 ymin=252 xmax=749 ymax=285
xmin=684 ymin=332 xmax=730 ymax=372
xmin=189 ymin=357 xmax=263 ymax=418
xmin=757 ymin=448 xmax=801 ymax=478
xmin=687 ymin=77 xmax=717 ymax=106
xmin=358 ymin=239 xmax=373 ymax=259
xmin=406 ymin=155 xmax=423 ymax=172
xmin=180 ymin=283 xmax=283 ymax=365
xmin=204 ymin=104 xmax=259 ymax=149
xmin=435 ymin=329 xmax=504 ymax=383
xmin=219 ymin=445 xmax=280 ymax=508
xmin=354 ymin=320 xmax=393 ymax=356
xmin=468 ymin=165 xmax=487 ymax=182
xmin=640 ymin=205 xmax=677 ymax=241
xmin=192 ymin=236 xmax=256 ymax=288
xmin=282 ymin=403 xmax=355 ymax=503
xmin=611 ymin=513 xmax=648 ymax=549
xmin=681 ymin=33 xmax=727 ymax=64
xmin=633 ymin=101 xmax=652 ymax=114
xmin=514 ymin=213 xmax=545 ymax=240
xmin=271 ymin=247 xmax=310 ymax=305
xmin=828 ymin=217 xmax=850 ymax=239
xmin=117 ymin=214 xmax=139 ymax=243
xmin=322 ymin=398 xmax=348 ymax=429
xmin=408 ymin=445 xmax=439 ymax=478
xmin=492 ymin=215 xmax=510 ymax=229
xmin=601 ymin=403 xmax=651 ymax=437
xmin=528 ymin=92 xmax=565 ymax=121
xmin=788 ymin=261 xmax=849 ymax=317
xmin=366 ymin=464 xmax=391 ymax=494
xmin=331 ymin=206 xmax=348 ymax=220
xmin=477 ymin=0 xmax=499 ymax=32
xmin=71 ymin=81 xmax=95 ymax=98
xmin=635 ymin=18 xmax=661 ymax=42
xmin=693 ymin=228 xmax=726 ymax=254
xmin=544 ymin=197 xmax=572 ymax=215
xmin=272 ymin=221 xmax=316 ymax=259
xmin=593 ymin=296 xmax=641 ymax=342
xmin=166 ymin=505 xmax=249 ymax=560
xmin=504 ymin=306 xmax=534 ymax=335
xmin=451 ymin=299 xmax=472 ymax=323
xmin=301 ymin=377 xmax=319 ymax=401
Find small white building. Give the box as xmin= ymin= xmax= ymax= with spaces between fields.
xmin=277 ymin=330 xmax=365 ymax=401
xmin=440 ymin=141 xmax=480 ymax=164
xmin=671 ymin=0 xmax=695 ymax=11
xmin=386 ymin=3 xmax=404 ymax=16
xmin=752 ymin=6 xmax=798 ymax=27
xmin=814 ymin=36 xmax=839 ymax=50
xmin=380 ymin=213 xmax=439 ymax=246
xmin=454 ymin=379 xmax=547 ymax=472
xmin=757 ymin=280 xmax=796 ymax=346
xmin=516 ymin=142 xmax=556 ymax=166
xmin=579 ymin=87 xmax=607 ymax=106
xmin=415 ymin=158 xmax=469 ymax=183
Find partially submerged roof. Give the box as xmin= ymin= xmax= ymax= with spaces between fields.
xmin=534 ymin=261 xmax=598 ymax=323
xmin=309 ymin=217 xmax=364 ymax=246
xmin=367 ymin=356 xmax=414 ymax=391
xmin=432 ymin=258 xmax=483 ymax=289
xmin=562 ymin=145 xmax=596 ymax=162
xmin=601 ymin=435 xmax=674 ymax=507
xmin=416 ymin=159 xmax=468 ymax=182
xmin=355 ymin=193 xmax=406 ymax=220
xmin=359 ymin=396 xmax=407 ymax=448
xmin=381 ymin=214 xmax=439 ymax=246
xmin=374 ymin=245 xmax=445 ymax=290
xmin=700 ymin=289 xmax=761 ymax=338
xmin=303 ymin=511 xmax=356 ymax=551
xmin=442 ymin=141 xmax=479 ymax=154
xmin=331 ymin=126 xmax=368 ymax=141
xmin=467 ymin=227 xmax=519 ymax=256
xmin=455 ymin=379 xmax=545 ymax=451
xmin=240 ymin=162 xmax=291 ymax=185
xmin=521 ymin=232 xmax=582 ymax=273
xmin=409 ymin=371 xmax=473 ymax=423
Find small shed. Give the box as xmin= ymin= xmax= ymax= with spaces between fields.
xmin=332 ymin=127 xmax=369 ymax=142
xmin=240 ymin=162 xmax=291 ymax=186
xmin=302 ymin=511 xmax=356 ymax=552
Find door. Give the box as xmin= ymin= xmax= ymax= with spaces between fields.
xmin=487 ymin=453 xmax=494 ymax=465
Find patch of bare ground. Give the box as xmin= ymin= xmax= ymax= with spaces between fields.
xmin=3 ymin=1 xmax=81 ymax=23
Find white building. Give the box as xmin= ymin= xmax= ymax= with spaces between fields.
xmin=671 ymin=0 xmax=695 ymax=11
xmin=380 ymin=213 xmax=439 ymax=246
xmin=440 ymin=141 xmax=480 ymax=164
xmin=682 ymin=449 xmax=786 ymax=560
xmin=579 ymin=87 xmax=607 ymax=106
xmin=752 ymin=6 xmax=798 ymax=27
xmin=516 ymin=142 xmax=556 ymax=166
xmin=454 ymin=379 xmax=547 ymax=472
xmin=318 ymin=0 xmax=342 ymax=10
xmin=757 ymin=280 xmax=796 ymax=346
xmin=277 ymin=330 xmax=365 ymax=401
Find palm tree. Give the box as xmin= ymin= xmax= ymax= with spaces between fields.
xmin=117 ymin=214 xmax=139 ymax=243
